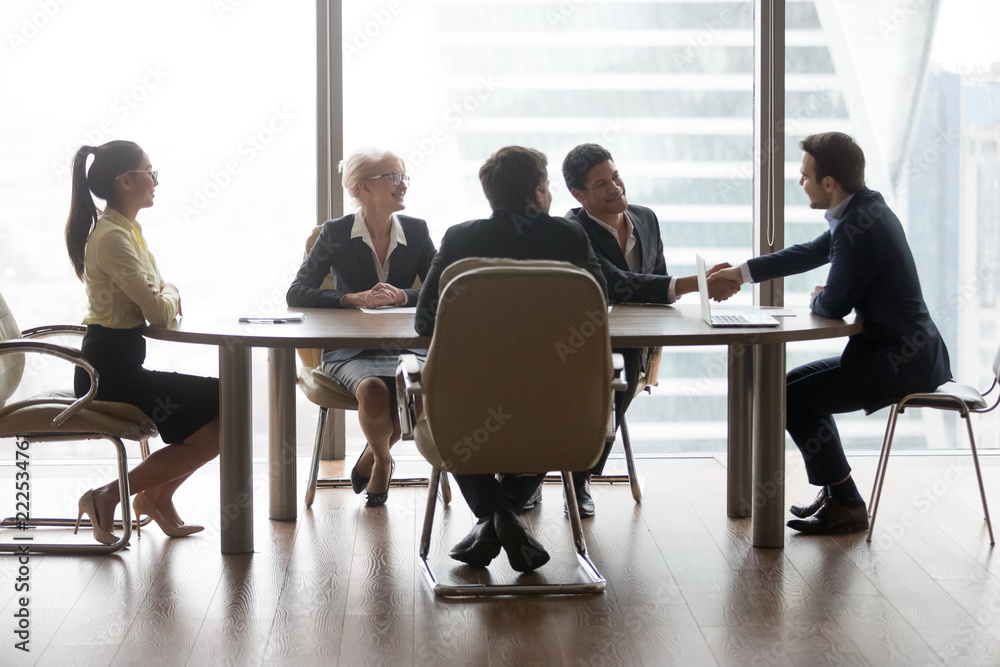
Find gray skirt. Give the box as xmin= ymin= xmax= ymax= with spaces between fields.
xmin=321 ymin=350 xmax=424 ymax=395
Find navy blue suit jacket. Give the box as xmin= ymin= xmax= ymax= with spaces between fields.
xmin=287 ymin=213 xmax=436 ymax=362
xmin=747 ymin=187 xmax=951 ymax=410
xmin=565 ymin=204 xmax=673 ymax=304
xmin=414 ymin=207 xmax=607 ymax=337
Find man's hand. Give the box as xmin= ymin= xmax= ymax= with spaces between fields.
xmin=706 ymin=263 xmax=742 ymax=302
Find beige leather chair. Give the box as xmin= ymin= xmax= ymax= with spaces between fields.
xmin=295 ymin=225 xmax=449 ymax=506
xmin=398 ymin=259 xmax=625 ymax=596
xmin=868 ymin=344 xmax=1000 ymax=545
xmin=0 ymin=292 xmax=156 ymax=554
xmin=443 ymin=258 xmax=648 ymax=503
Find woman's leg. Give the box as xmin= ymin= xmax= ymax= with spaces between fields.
xmin=353 ymin=377 xmax=400 ymax=493
xmin=91 ymin=418 xmax=220 ymax=523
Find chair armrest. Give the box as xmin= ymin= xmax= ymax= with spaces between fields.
xmin=606 ymin=353 xmax=628 ymax=441
xmin=20 ymin=324 xmax=87 ymax=339
xmin=395 ymin=353 xmax=424 ymax=440
xmin=0 ymin=340 xmax=99 ymax=427
xmin=611 ymin=353 xmax=627 ymax=392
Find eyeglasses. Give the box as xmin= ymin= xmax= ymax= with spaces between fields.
xmin=371 ymin=171 xmax=409 ymax=187
xmin=120 ymin=170 xmax=159 ymax=184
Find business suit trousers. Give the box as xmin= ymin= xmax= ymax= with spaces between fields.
xmin=785 ymin=356 xmax=869 ymax=487
xmin=453 ymin=473 xmax=546 ymax=520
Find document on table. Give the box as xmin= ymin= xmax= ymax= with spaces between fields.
xmin=359 ymin=307 xmax=417 ymax=314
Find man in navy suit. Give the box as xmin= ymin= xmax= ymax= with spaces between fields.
xmin=712 ymin=132 xmax=952 ymax=534
xmin=560 ymin=143 xmax=739 ymax=516
xmin=415 ymin=146 xmax=608 ymax=572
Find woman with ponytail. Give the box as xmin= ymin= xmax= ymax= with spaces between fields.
xmin=67 ymin=140 xmax=220 ymax=544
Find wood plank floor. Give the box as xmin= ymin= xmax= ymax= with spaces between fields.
xmin=3 ymin=452 xmax=1000 ymax=666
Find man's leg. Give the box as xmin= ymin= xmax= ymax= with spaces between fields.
xmin=784 ymin=357 xmax=870 ymax=534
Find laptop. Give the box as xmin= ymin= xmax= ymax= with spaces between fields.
xmin=696 ymin=254 xmax=780 ymax=327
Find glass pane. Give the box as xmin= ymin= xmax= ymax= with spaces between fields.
xmin=0 ymin=1 xmax=316 ymax=457
xmin=784 ymin=0 xmax=999 ymax=452
xmin=344 ymin=0 xmax=755 ymax=457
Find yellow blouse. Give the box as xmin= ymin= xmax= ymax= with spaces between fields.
xmin=81 ymin=208 xmax=180 ymax=328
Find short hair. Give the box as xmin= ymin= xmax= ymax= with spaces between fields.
xmin=562 ymin=143 xmax=613 ymax=192
xmin=799 ymin=132 xmax=865 ymax=193
xmin=478 ymin=146 xmax=548 ymax=210
xmin=339 ymin=148 xmax=404 ymax=206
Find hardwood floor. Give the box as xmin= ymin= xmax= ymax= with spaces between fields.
xmin=2 ymin=453 xmax=1000 ymax=666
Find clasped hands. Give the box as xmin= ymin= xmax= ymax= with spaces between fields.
xmin=346 ymin=282 xmax=406 ymax=308
xmin=705 ymin=263 xmax=742 ymax=302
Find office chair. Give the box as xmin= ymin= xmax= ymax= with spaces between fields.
xmin=0 ymin=292 xmax=155 ymax=554
xmin=398 ymin=259 xmax=625 ymax=596
xmin=867 ymin=344 xmax=1000 ymax=544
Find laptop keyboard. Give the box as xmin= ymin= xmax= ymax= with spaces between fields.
xmin=714 ymin=314 xmax=750 ymax=325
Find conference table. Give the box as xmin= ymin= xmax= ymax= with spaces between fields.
xmin=145 ymin=304 xmax=860 ymax=553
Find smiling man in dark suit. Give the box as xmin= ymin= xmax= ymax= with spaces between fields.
xmin=560 ymin=143 xmax=739 ymax=516
xmin=415 ymin=145 xmax=608 ymax=572
xmin=712 ymin=132 xmax=952 ymax=534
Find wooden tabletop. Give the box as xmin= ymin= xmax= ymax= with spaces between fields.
xmin=144 ymin=304 xmax=860 ymax=349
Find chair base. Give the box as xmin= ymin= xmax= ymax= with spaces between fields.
xmin=0 ymin=432 xmax=132 ymax=555
xmin=418 ymin=468 xmax=606 ymax=597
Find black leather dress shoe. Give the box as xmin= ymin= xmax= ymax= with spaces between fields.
xmin=449 ymin=518 xmax=501 ymax=567
xmin=364 ymin=459 xmax=395 ymax=508
xmin=521 ymin=484 xmax=542 ymax=512
xmin=493 ymin=509 xmax=550 ymax=572
xmin=789 ymin=486 xmax=829 ymax=519
xmin=350 ymin=443 xmax=371 ymax=495
xmin=565 ymin=472 xmax=595 ymax=518
xmin=786 ymin=497 xmax=869 ymax=535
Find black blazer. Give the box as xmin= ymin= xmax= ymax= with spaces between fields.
xmin=414 ymin=207 xmax=607 ymax=336
xmin=565 ymin=204 xmax=674 ymax=304
xmin=747 ymin=187 xmax=952 ymax=410
xmin=287 ymin=213 xmax=436 ymax=362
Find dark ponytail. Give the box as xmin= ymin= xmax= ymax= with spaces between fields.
xmin=64 ymin=140 xmax=145 ymax=280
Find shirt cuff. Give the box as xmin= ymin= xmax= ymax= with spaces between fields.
xmin=739 ymin=262 xmax=753 ymax=284
xmin=667 ymin=276 xmax=677 ymax=302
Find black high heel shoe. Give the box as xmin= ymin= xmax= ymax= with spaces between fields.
xmin=364 ymin=459 xmax=396 ymax=508
xmin=350 ymin=443 xmax=371 ymax=494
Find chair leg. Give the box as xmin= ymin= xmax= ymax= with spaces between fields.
xmin=867 ymin=404 xmax=902 ymax=543
xmin=619 ymin=416 xmax=643 ymax=503
xmin=304 ymin=407 xmax=329 ymax=508
xmin=139 ymin=438 xmax=150 ymax=459
xmin=963 ymin=411 xmax=995 ymax=545
xmin=440 ymin=471 xmax=452 ymax=505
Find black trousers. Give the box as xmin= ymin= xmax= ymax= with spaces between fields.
xmin=453 ymin=473 xmax=546 ymax=520
xmin=785 ymin=356 xmax=873 ymax=487
xmin=588 ymin=347 xmax=644 ymax=475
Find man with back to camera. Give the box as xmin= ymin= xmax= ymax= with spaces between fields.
xmin=414 ymin=145 xmax=608 ymax=572
xmin=710 ymin=132 xmax=952 ymax=534
xmin=560 ymin=143 xmax=740 ymax=517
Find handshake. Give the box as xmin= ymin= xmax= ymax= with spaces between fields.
xmin=704 ymin=263 xmax=744 ymax=302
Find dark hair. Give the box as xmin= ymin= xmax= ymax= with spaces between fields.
xmin=65 ymin=140 xmax=145 ymax=280
xmin=799 ymin=132 xmax=865 ymax=193
xmin=561 ymin=143 xmax=613 ymax=192
xmin=478 ymin=146 xmax=548 ymax=211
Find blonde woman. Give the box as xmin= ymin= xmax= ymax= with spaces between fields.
xmin=287 ymin=149 xmax=435 ymax=506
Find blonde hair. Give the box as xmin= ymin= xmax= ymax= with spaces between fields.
xmin=339 ymin=148 xmax=404 ymax=206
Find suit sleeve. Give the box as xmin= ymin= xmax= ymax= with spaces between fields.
xmin=402 ymin=222 xmax=437 ymax=307
xmin=810 ymin=225 xmax=877 ymax=319
xmin=414 ymin=232 xmax=449 ymax=336
xmin=581 ymin=241 xmax=609 ymax=301
xmin=746 ymin=231 xmax=831 ymax=283
xmin=286 ymin=224 xmax=350 ymax=308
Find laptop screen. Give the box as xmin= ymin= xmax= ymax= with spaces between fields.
xmin=695 ymin=254 xmax=712 ymax=324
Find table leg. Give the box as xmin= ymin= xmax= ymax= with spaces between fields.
xmin=220 ymin=344 xmax=253 ymax=554
xmin=727 ymin=343 xmax=753 ymax=517
xmin=752 ymin=342 xmax=786 ymax=548
xmin=269 ymin=348 xmax=297 ymax=521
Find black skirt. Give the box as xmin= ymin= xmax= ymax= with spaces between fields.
xmin=74 ymin=325 xmax=219 ymax=444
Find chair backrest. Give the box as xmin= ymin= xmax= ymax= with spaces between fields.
xmin=993 ymin=344 xmax=1000 ymax=381
xmin=0 ymin=292 xmax=24 ymax=407
xmin=421 ymin=260 xmax=612 ymax=474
